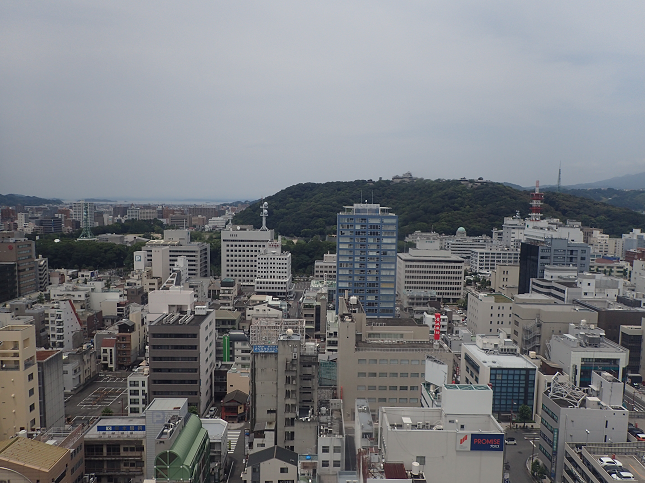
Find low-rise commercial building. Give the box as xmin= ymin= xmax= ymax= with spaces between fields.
xmin=461 ymin=332 xmax=538 ymax=418
xmin=376 ymin=404 xmax=504 ymax=483
xmin=538 ymin=372 xmax=628 ymax=482
xmin=548 ymin=322 xmax=629 ymax=387
xmin=84 ymin=416 xmax=147 ymax=483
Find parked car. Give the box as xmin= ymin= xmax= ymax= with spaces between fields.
xmin=505 ymin=437 xmax=516 ymax=445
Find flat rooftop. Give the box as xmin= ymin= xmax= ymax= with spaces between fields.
xmin=365 ymin=318 xmax=420 ymax=327
xmin=0 ymin=437 xmax=68 ymax=470
xmin=86 ymin=417 xmax=146 ymax=439
xmin=146 ymin=398 xmax=187 ymax=411
xmin=356 ymin=340 xmax=443 ymax=349
xmin=380 ymin=406 xmax=503 ymax=433
xmin=464 ymin=344 xmax=538 ymax=369
xmin=150 ymin=312 xmax=209 ymax=327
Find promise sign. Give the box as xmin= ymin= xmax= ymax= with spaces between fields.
xmin=456 ymin=433 xmax=504 ymax=451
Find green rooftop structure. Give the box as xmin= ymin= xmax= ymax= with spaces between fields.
xmin=155 ymin=413 xmax=210 ymax=483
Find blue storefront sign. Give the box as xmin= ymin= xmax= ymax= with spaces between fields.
xmin=97 ymin=425 xmax=145 ymax=432
xmin=470 ymin=434 xmax=504 ymax=451
xmin=253 ymin=345 xmax=278 ymax=353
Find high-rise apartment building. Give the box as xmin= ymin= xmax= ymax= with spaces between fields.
xmin=148 ymin=307 xmax=216 ymax=415
xmin=0 ymin=325 xmax=40 ymax=437
xmin=0 ymin=235 xmax=37 ymax=297
xmin=336 ymin=203 xmax=398 ymax=318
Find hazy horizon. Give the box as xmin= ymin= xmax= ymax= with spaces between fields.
xmin=2 ymin=2 xmax=645 ymax=200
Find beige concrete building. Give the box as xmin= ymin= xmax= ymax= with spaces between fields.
xmin=466 ymin=291 xmax=513 ymax=335
xmin=490 ymin=264 xmax=519 ymax=297
xmin=0 ymin=436 xmax=81 ymax=483
xmin=337 ymin=296 xmax=454 ymax=420
xmin=397 ymin=249 xmax=465 ymax=303
xmin=0 ymin=325 xmax=40 ymax=437
xmin=510 ymin=293 xmax=597 ymax=356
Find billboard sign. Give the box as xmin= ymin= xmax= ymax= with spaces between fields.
xmin=456 ymin=433 xmax=504 ymax=451
xmin=434 ymin=313 xmax=441 ymax=340
xmin=253 ymin=345 xmax=278 ymax=353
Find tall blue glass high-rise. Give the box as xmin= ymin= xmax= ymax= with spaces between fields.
xmin=336 ymin=203 xmax=398 ymax=317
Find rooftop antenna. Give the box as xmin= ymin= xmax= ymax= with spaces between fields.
xmin=260 ymin=201 xmax=269 ymax=231
xmin=557 ymin=162 xmax=562 ymax=193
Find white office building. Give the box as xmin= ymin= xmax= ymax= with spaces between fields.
xmin=221 ymin=225 xmax=274 ymax=286
xmin=254 ymin=239 xmax=293 ymax=299
xmin=127 ymin=365 xmax=149 ymax=415
xmin=470 ymin=247 xmax=520 ymax=273
xmin=376 ymin=404 xmax=504 ymax=483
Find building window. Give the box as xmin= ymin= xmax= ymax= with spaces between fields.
xmin=416 ymin=456 xmax=426 ymax=465
xmin=357 ymin=385 xmax=366 ymax=391
xmin=29 ymin=403 xmax=35 ymax=412
xmin=333 ymin=461 xmax=341 ymax=467
xmin=334 ymin=446 xmax=342 ymax=453
xmin=29 ymin=388 xmax=34 ymax=397
xmin=322 ymin=446 xmax=330 ymax=453
xmin=280 ymin=468 xmax=289 ymax=473
xmin=28 ymin=373 xmax=34 ymax=381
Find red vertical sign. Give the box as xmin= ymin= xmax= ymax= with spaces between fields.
xmin=434 ymin=312 xmax=441 ymax=340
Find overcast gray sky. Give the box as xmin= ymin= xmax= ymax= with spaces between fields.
xmin=2 ymin=1 xmax=644 ymax=201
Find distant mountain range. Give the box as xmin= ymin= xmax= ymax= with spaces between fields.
xmin=501 ymin=172 xmax=645 ymax=212
xmin=507 ymin=171 xmax=645 ymax=191
xmin=0 ymin=193 xmax=62 ymax=206
xmin=566 ymin=171 xmax=645 ymax=190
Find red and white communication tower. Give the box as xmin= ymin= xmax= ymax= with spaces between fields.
xmin=529 ymin=180 xmax=544 ymax=221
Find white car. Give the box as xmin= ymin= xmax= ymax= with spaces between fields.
xmin=505 ymin=437 xmax=516 ymax=445
xmin=599 ymin=457 xmax=623 ymax=469
xmin=610 ymin=472 xmax=635 ymax=481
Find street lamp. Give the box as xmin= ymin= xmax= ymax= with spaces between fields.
xmin=585 ymin=429 xmax=590 ymax=446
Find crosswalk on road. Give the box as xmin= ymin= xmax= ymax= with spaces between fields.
xmin=228 ymin=430 xmax=241 ymax=454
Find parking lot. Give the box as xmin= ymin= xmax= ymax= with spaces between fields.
xmin=65 ymin=371 xmax=130 ymax=419
xmin=78 ymin=387 xmax=128 ymax=408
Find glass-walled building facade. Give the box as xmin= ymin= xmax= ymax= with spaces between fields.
xmin=336 ymin=204 xmax=398 ymax=318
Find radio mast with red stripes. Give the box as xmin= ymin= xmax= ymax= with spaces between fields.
xmin=529 ymin=180 xmax=544 ymax=221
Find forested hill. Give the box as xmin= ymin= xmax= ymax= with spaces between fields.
xmin=232 ymin=179 xmax=645 ymax=238
xmin=0 ymin=193 xmax=62 ymax=206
